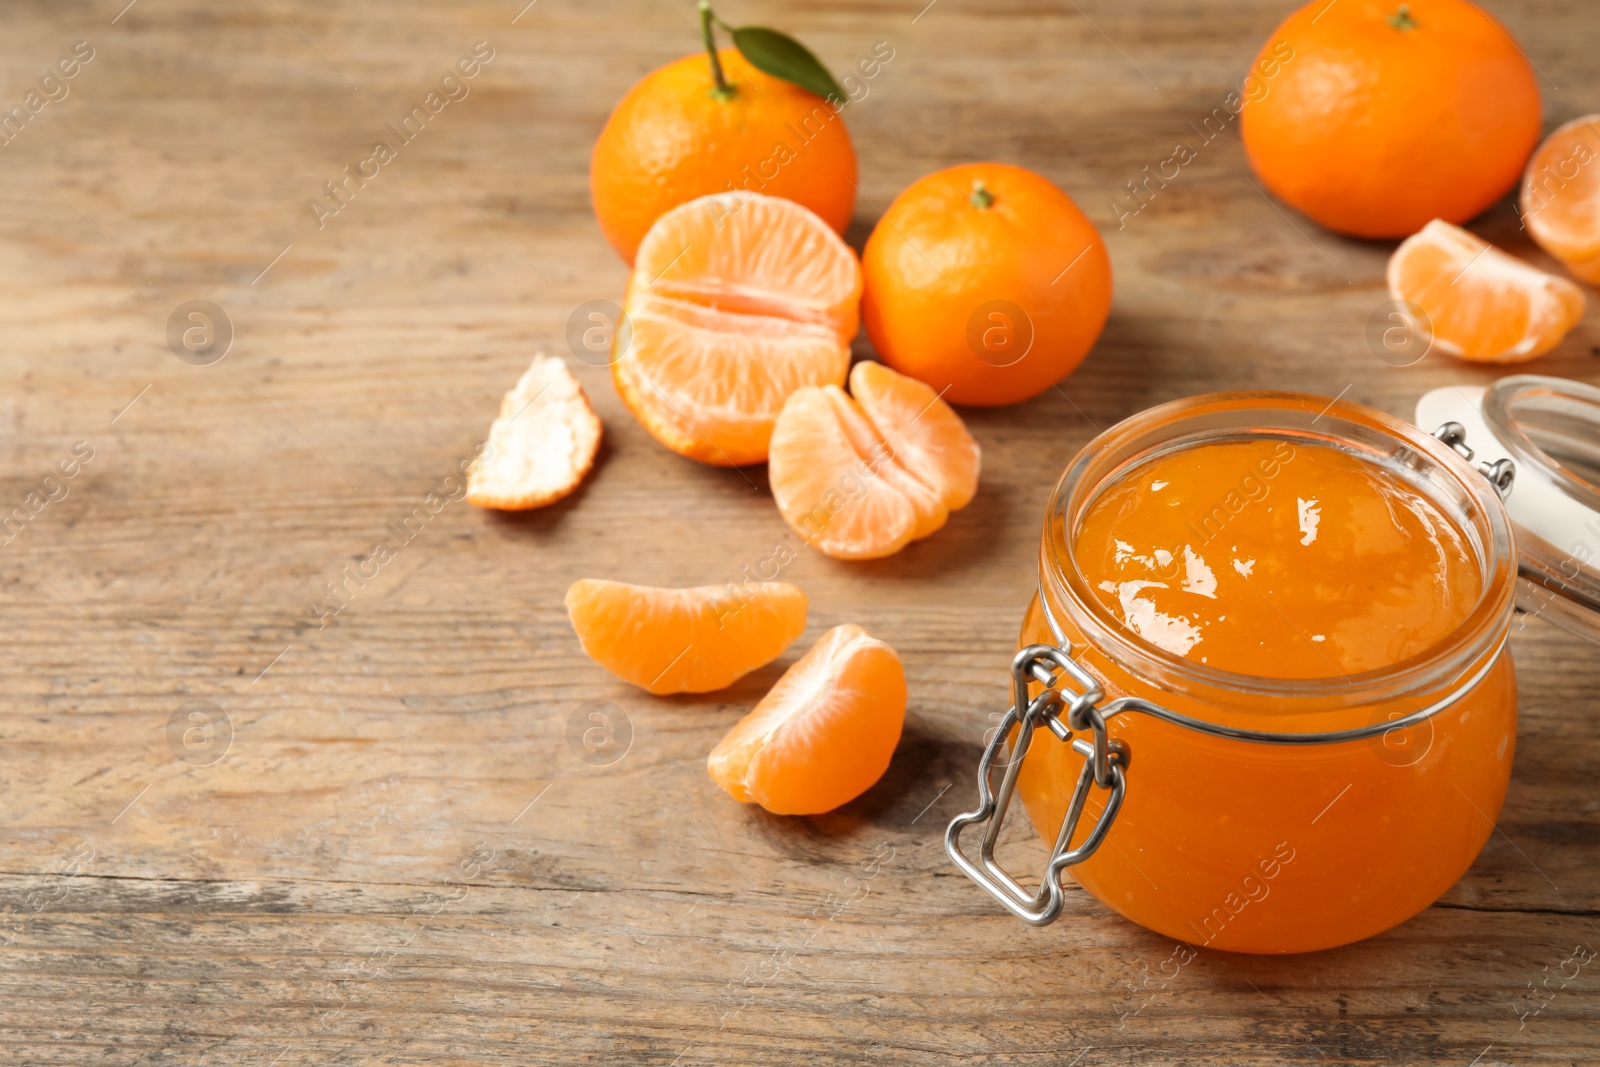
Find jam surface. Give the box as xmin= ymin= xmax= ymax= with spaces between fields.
xmin=1072 ymin=438 xmax=1482 ymax=678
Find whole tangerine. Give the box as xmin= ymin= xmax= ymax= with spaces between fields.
xmin=1240 ymin=0 xmax=1542 ymax=239
xmin=861 ymin=163 xmax=1112 ymax=407
xmin=590 ymin=47 xmax=857 ymax=265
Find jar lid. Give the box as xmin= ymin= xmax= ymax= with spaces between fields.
xmin=1416 ymin=375 xmax=1600 ymax=644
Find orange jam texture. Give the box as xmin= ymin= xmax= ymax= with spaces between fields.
xmin=1073 ymin=438 xmax=1482 ymax=678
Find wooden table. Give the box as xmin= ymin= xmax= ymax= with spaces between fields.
xmin=3 ymin=0 xmax=1596 ymax=1063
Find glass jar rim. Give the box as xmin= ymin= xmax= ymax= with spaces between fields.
xmin=1040 ymin=390 xmax=1518 ymax=711
xmin=1481 ymin=375 xmax=1600 ymax=638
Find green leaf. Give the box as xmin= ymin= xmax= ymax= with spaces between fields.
xmin=731 ymin=25 xmax=848 ymax=105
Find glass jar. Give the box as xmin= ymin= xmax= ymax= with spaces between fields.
xmin=947 ymin=391 xmax=1522 ymax=954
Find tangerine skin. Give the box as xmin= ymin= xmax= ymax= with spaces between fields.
xmin=861 ymin=163 xmax=1112 ymax=407
xmin=1240 ymin=0 xmax=1542 ymax=239
xmin=590 ymin=48 xmax=858 ymax=265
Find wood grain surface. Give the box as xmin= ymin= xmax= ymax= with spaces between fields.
xmin=2 ymin=0 xmax=1597 ymax=1063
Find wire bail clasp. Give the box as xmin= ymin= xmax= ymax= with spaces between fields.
xmin=944 ymin=641 xmax=1127 ymax=927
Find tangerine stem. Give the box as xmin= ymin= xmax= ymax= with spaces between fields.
xmin=1387 ymin=4 xmax=1418 ymax=30
xmin=970 ymin=181 xmax=995 ymax=210
xmin=699 ymin=1 xmax=735 ymax=100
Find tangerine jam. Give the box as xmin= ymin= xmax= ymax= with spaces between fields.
xmin=1075 ymin=439 xmax=1482 ymax=676
xmin=1012 ymin=393 xmax=1518 ymax=953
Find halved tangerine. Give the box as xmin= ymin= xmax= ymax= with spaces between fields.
xmin=565 ymin=579 xmax=807 ymax=695
xmin=768 ymin=361 xmax=981 ymax=559
xmin=1520 ymin=114 xmax=1600 ymax=284
xmin=614 ymin=193 xmax=861 ymax=466
xmin=707 ymin=623 xmax=906 ymax=815
xmin=1387 ymin=219 xmax=1585 ymax=363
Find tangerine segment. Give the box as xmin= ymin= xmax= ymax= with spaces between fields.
xmin=1387 ymin=219 xmax=1586 ymax=363
xmin=850 ymin=360 xmax=981 ymax=510
xmin=565 ymin=579 xmax=807 ymax=695
xmin=708 ymin=624 xmax=906 ymax=815
xmin=616 ymin=295 xmax=850 ymax=466
xmin=616 ymin=193 xmax=860 ymax=466
xmin=769 ymin=387 xmax=917 ymax=560
xmin=1520 ymin=114 xmax=1600 ymax=283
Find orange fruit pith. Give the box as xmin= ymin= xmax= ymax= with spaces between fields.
xmin=768 ymin=361 xmax=981 ymax=560
xmin=861 ymin=162 xmax=1111 ymax=407
xmin=708 ymin=623 xmax=906 ymax=815
xmin=615 ymin=193 xmax=861 ymax=466
xmin=1240 ymin=0 xmax=1541 ymax=239
xmin=591 ymin=48 xmax=857 ymax=265
xmin=1520 ymin=115 xmax=1600 ymax=283
xmin=565 ymin=579 xmax=807 ymax=695
xmin=1387 ymin=219 xmax=1586 ymax=362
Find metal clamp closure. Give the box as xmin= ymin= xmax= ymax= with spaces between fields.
xmin=946 ymin=608 xmax=1509 ymax=928
xmin=944 ymin=642 xmax=1126 ymax=927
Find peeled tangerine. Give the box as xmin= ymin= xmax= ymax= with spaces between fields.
xmin=613 ymin=192 xmax=861 ymax=466
xmin=708 ymin=624 xmax=906 ymax=815
xmin=1521 ymin=114 xmax=1600 ymax=283
xmin=1387 ymin=219 xmax=1585 ymax=363
xmin=468 ymin=354 xmax=602 ymax=508
xmin=769 ymin=361 xmax=980 ymax=560
xmin=565 ymin=579 xmax=807 ymax=695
